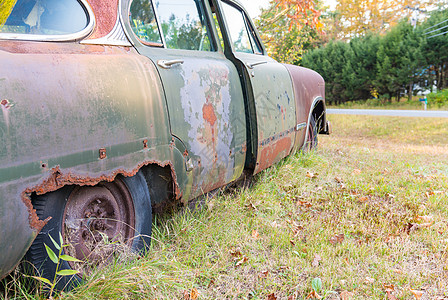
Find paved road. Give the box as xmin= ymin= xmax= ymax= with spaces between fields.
xmin=327 ymin=109 xmax=448 ymax=118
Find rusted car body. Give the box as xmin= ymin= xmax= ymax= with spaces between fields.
xmin=0 ymin=0 xmax=329 ymax=284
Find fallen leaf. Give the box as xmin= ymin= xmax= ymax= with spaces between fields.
xmin=235 ymin=256 xmax=248 ymax=267
xmin=353 ymin=169 xmax=362 ymax=175
xmin=246 ymin=202 xmax=257 ymax=210
xmin=290 ymin=240 xmax=295 ymax=246
xmin=334 ymin=176 xmax=343 ymax=183
xmin=260 ymin=270 xmax=269 ymax=278
xmin=311 ymin=254 xmax=321 ymax=267
xmin=229 ymin=249 xmax=242 ymax=257
xmin=252 ymin=230 xmax=260 ymax=239
xmin=383 ymin=283 xmax=397 ymax=299
xmin=267 ymin=293 xmax=277 ymax=300
xmin=297 ymin=199 xmax=313 ymax=208
xmin=329 ymin=233 xmax=344 ymax=245
xmin=417 ymin=215 xmax=434 ymax=223
xmin=278 ymin=266 xmax=289 ymax=271
xmin=207 ymin=279 xmax=215 ymax=288
xmin=340 ymin=290 xmax=354 ymax=300
xmin=385 ymin=290 xmax=397 ymax=300
xmin=283 ymin=183 xmax=294 ymax=191
xmin=306 ymin=290 xmax=322 ymax=299
xmin=271 ymin=221 xmax=278 ymax=228
xmin=358 ymin=196 xmax=368 ymax=203
xmin=409 ymin=221 xmax=434 ymax=232
xmin=190 ymin=288 xmax=199 ymax=300
xmin=289 ymin=220 xmax=304 ymax=235
xmin=392 ymin=268 xmax=402 ymax=274
xmin=306 ymin=171 xmax=318 ymax=179
xmin=410 ymin=288 xmax=424 ymax=300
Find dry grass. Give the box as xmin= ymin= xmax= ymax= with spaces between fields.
xmin=2 ymin=115 xmax=448 ymax=299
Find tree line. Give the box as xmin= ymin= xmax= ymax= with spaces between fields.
xmin=300 ymin=9 xmax=448 ymax=105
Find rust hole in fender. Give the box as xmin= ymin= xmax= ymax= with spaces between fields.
xmin=99 ymin=148 xmax=107 ymax=160
xmin=22 ymin=161 xmax=181 ymax=231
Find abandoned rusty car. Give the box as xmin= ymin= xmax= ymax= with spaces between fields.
xmin=0 ymin=0 xmax=330 ymax=288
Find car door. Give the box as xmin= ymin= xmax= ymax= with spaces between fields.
xmin=122 ymin=0 xmax=246 ymax=200
xmin=217 ymin=0 xmax=297 ymax=174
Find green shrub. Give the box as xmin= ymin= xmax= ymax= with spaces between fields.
xmin=427 ymin=89 xmax=448 ymax=108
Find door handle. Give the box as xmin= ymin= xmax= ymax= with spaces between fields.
xmin=246 ymin=61 xmax=267 ymax=69
xmin=157 ymin=59 xmax=185 ymax=69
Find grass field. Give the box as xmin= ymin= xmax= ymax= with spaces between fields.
xmin=2 ymin=115 xmax=448 ymax=299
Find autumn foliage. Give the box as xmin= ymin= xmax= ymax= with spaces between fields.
xmin=275 ymin=0 xmax=322 ymax=30
xmin=0 ymin=0 xmax=17 ymax=27
xmin=257 ymin=0 xmax=323 ymax=64
xmin=335 ymin=0 xmax=433 ymax=38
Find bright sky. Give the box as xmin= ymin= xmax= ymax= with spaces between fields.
xmin=239 ymin=0 xmax=337 ymax=18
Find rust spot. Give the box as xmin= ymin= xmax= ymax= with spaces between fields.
xmin=85 ymin=0 xmax=119 ymax=40
xmin=1 ymin=99 xmax=12 ymax=109
xmin=143 ymin=139 xmax=148 ymax=149
xmin=99 ymin=148 xmax=107 ymax=159
xmin=21 ymin=193 xmax=51 ymax=231
xmin=26 ymin=161 xmax=179 ymax=195
xmin=183 ymin=149 xmax=189 ymax=157
xmin=202 ymin=103 xmax=217 ymax=126
xmin=256 ymin=136 xmax=292 ymax=173
xmin=242 ymin=143 xmax=247 ymax=153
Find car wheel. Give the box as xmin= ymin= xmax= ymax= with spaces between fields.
xmin=24 ymin=170 xmax=152 ymax=291
xmin=304 ymin=115 xmax=318 ymax=151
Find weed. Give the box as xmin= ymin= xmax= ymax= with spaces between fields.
xmin=29 ymin=232 xmax=82 ymax=298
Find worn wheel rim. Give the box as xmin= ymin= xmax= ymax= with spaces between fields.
xmin=62 ymin=178 xmax=135 ymax=274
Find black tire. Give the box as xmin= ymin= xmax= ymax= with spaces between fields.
xmin=304 ymin=115 xmax=318 ymax=151
xmin=24 ymin=170 xmax=152 ymax=291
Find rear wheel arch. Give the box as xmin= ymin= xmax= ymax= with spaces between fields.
xmin=24 ymin=170 xmax=153 ymax=291
xmin=140 ymin=164 xmax=176 ymax=215
xmin=311 ymin=98 xmax=327 ymax=134
xmin=302 ymin=97 xmax=326 ymax=151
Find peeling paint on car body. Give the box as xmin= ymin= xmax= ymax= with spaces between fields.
xmin=0 ymin=0 xmax=326 ymax=280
